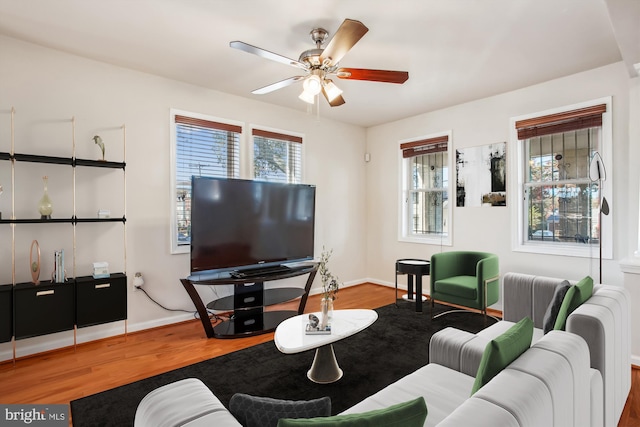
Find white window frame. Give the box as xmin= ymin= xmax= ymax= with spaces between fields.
xmin=249 ymin=125 xmax=305 ymax=184
xmin=510 ymin=97 xmax=613 ymax=258
xmin=169 ymin=108 xmax=245 ymax=254
xmin=398 ymin=131 xmax=453 ymax=246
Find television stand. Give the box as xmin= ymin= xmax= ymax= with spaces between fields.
xmin=230 ymin=264 xmax=294 ymax=278
xmin=180 ymin=263 xmax=318 ymax=338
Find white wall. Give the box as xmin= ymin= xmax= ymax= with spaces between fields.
xmin=365 ymin=61 xmax=638 ymax=360
xmin=0 ymin=35 xmax=367 ymax=360
xmin=2 ymin=34 xmax=637 ymax=364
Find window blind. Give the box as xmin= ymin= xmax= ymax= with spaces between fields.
xmin=175 ymin=115 xmax=241 ymax=182
xmin=400 ymin=135 xmax=449 ymax=158
xmin=515 ymin=104 xmax=606 ymax=140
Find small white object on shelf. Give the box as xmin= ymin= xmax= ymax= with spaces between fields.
xmin=305 ymin=324 xmax=331 ymax=335
xmin=97 ymin=209 xmax=111 ymax=218
xmin=93 ymin=261 xmax=109 ymax=279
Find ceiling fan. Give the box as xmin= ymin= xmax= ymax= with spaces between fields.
xmin=230 ymin=19 xmax=409 ymax=107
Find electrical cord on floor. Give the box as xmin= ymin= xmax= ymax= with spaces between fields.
xmin=136 ymin=285 xmax=226 ymax=322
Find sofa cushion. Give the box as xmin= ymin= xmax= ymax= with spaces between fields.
xmin=542 ymin=280 xmax=571 ymax=334
xmin=341 ymin=363 xmax=473 ymax=426
xmin=277 ymin=397 xmax=427 ymax=427
xmin=553 ymin=276 xmax=593 ymax=331
xmin=229 ymin=394 xmax=330 ymax=427
xmin=471 ymin=316 xmax=533 ymax=395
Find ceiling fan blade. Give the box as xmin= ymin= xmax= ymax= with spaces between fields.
xmin=252 ymin=76 xmax=306 ymax=95
xmin=336 ymin=68 xmax=409 ymax=84
xmin=230 ymin=41 xmax=308 ymax=70
xmin=320 ymin=19 xmax=368 ymax=66
xmin=321 ymin=87 xmax=346 ymax=107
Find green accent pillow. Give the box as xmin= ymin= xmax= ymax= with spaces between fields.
xmin=553 ymin=285 xmax=576 ymax=331
xmin=553 ymin=276 xmax=594 ymax=331
xmin=471 ymin=316 xmax=534 ymax=395
xmin=568 ymin=276 xmax=594 ymax=313
xmin=276 ymin=396 xmax=427 ymax=427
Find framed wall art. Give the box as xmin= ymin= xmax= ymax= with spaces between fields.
xmin=456 ymin=142 xmax=506 ymax=207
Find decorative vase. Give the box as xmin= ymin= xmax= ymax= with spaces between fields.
xmin=320 ymin=296 xmax=334 ymax=329
xmin=38 ymin=176 xmax=53 ymax=219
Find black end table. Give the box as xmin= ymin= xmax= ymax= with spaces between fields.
xmin=395 ymin=259 xmax=430 ymax=312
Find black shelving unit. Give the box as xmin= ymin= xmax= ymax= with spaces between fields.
xmin=0 ymin=152 xmax=126 ymax=169
xmin=13 ymin=281 xmax=75 ymax=340
xmin=0 ymin=285 xmax=12 ymax=343
xmin=0 ymin=114 xmax=128 ymax=361
xmin=76 ymin=273 xmax=127 ymax=328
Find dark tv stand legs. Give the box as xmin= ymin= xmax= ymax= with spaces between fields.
xmin=180 ymin=267 xmax=317 ymax=339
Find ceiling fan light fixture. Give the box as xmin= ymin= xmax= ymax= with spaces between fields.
xmin=322 ymin=79 xmax=343 ymax=102
xmin=298 ymin=88 xmax=316 ymax=104
xmin=302 ymin=74 xmax=322 ymax=96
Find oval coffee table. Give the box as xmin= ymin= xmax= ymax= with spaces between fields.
xmin=274 ymin=309 xmax=378 ymax=384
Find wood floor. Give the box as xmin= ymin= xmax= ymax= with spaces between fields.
xmin=0 ymin=283 xmax=638 ymax=426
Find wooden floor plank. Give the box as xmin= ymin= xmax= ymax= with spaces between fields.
xmin=0 ymin=283 xmax=637 ymax=426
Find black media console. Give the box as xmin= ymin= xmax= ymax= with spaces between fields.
xmin=180 ymin=264 xmax=318 ymax=338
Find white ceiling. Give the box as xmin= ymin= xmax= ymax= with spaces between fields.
xmin=0 ymin=0 xmax=637 ymax=128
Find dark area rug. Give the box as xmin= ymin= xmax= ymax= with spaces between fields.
xmin=71 ymin=302 xmax=496 ymax=426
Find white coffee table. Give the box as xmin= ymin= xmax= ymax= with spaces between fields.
xmin=274 ymin=309 xmax=378 ymax=384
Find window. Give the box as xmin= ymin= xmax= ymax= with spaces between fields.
xmin=252 ymin=128 xmax=303 ymax=183
xmin=170 ymin=111 xmax=242 ymax=253
xmin=399 ymin=133 xmax=452 ymax=245
xmin=512 ymin=99 xmax=612 ymax=258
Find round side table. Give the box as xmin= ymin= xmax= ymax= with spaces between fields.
xmin=395 ymin=259 xmax=430 ymax=312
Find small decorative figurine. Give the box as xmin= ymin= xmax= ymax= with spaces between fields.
xmin=93 ymin=135 xmax=105 ymax=161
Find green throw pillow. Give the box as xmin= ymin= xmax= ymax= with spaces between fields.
xmin=471 ymin=316 xmax=534 ymax=395
xmin=568 ymin=276 xmax=594 ymax=313
xmin=276 ymin=396 xmax=427 ymax=427
xmin=553 ymin=276 xmax=594 ymax=331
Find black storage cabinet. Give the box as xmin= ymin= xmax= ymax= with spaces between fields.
xmin=14 ymin=281 xmax=75 ymax=340
xmin=76 ymin=273 xmax=127 ymax=328
xmin=0 ymin=284 xmax=12 ymax=343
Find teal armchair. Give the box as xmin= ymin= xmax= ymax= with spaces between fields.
xmin=430 ymin=251 xmax=499 ymax=319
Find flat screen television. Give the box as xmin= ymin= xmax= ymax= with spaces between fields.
xmin=189 ymin=176 xmax=316 ymax=279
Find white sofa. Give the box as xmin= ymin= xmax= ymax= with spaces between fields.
xmin=135 ymin=331 xmax=600 ymax=427
xmin=344 ymin=330 xmax=599 ymax=427
xmin=429 ymin=273 xmax=631 ymax=427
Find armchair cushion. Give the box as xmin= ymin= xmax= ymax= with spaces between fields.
xmin=471 ymin=317 xmax=534 ymax=395
xmin=432 ymin=276 xmax=477 ymax=299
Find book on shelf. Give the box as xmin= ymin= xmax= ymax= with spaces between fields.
xmin=53 ymin=249 xmax=65 ymax=283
